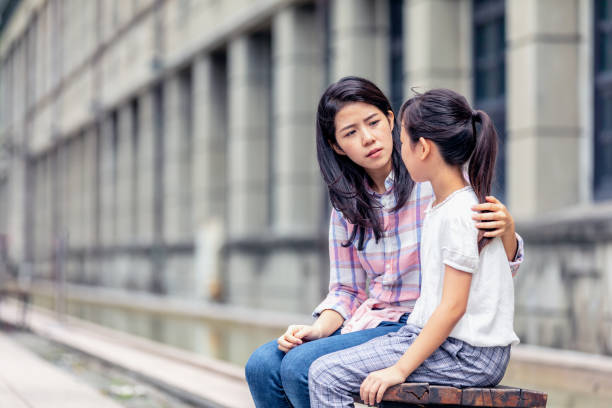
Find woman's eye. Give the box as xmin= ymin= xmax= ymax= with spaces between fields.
xmin=369 ymin=120 xmax=380 ymax=127
xmin=345 ymin=130 xmax=356 ymax=137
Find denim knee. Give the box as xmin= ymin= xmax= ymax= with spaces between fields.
xmin=279 ymin=345 xmax=311 ymax=387
xmin=245 ymin=341 xmax=281 ymax=385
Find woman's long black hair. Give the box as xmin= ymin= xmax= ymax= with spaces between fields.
xmin=399 ymin=88 xmax=498 ymax=252
xmin=316 ymin=76 xmax=414 ymax=250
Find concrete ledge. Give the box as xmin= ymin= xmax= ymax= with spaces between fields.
xmin=29 ymin=279 xmax=312 ymax=329
xmin=511 ymin=344 xmax=612 ymax=374
xmin=517 ymin=202 xmax=612 ymax=243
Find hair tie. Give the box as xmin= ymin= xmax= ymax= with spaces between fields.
xmin=471 ymin=110 xmax=479 ymax=121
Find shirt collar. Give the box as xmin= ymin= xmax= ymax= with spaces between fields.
xmin=365 ymin=171 xmax=395 ymax=197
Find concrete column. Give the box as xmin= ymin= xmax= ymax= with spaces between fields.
xmin=134 ymin=90 xmax=156 ymax=291
xmin=272 ymin=4 xmax=325 ymax=235
xmin=66 ymin=137 xmax=83 ymax=282
xmin=99 ymin=116 xmax=116 ymax=249
xmin=404 ymin=0 xmax=471 ymax=97
xmin=227 ymin=34 xmax=271 ymax=237
xmin=192 ymin=53 xmax=227 ymax=300
xmin=114 ymin=104 xmax=134 ymax=286
xmin=32 ymin=158 xmax=44 ymax=268
xmin=163 ymin=74 xmax=192 ymax=245
xmin=330 ymin=0 xmax=390 ymax=93
xmin=7 ymin=151 xmax=25 ymax=262
xmin=43 ymin=155 xmax=53 ymax=279
xmin=192 ymin=54 xmax=227 ymax=227
xmin=224 ymin=6 xmax=329 ymax=313
xmin=506 ymin=0 xmax=580 ymax=218
xmin=162 ymin=73 xmax=194 ymax=296
xmin=116 ymin=104 xmax=134 ymax=247
xmin=82 ymin=127 xmax=97 ymax=284
xmin=136 ymin=90 xmax=156 ymax=246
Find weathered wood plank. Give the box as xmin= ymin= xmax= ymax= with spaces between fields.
xmin=353 ymin=383 xmax=547 ymax=407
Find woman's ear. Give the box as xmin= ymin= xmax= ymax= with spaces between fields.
xmin=387 ymin=110 xmax=395 ymax=131
xmin=331 ymin=142 xmax=346 ymax=156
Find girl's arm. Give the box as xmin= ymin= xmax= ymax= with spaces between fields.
xmin=360 ymin=265 xmax=472 ymax=406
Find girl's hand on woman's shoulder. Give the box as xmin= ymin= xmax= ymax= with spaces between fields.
xmin=471 ymin=195 xmax=515 ymax=238
xmin=277 ymin=325 xmax=324 ymax=352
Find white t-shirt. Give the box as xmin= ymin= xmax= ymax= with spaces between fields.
xmin=406 ymin=186 xmax=520 ymax=347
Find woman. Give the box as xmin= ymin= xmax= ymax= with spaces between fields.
xmin=245 ymin=77 xmax=523 ymax=408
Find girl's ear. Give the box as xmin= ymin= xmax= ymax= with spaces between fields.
xmin=418 ymin=137 xmax=430 ymax=160
xmin=386 ymin=110 xmax=395 ymax=131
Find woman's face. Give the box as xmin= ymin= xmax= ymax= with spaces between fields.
xmin=332 ymin=102 xmax=395 ymax=174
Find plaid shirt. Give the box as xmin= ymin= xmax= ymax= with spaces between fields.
xmin=313 ymin=174 xmax=524 ymax=331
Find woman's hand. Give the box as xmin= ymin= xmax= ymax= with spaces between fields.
xmin=360 ymin=365 xmax=407 ymax=406
xmin=471 ymin=195 xmax=514 ymax=237
xmin=471 ymin=195 xmax=518 ymax=260
xmin=277 ymin=325 xmax=323 ymax=352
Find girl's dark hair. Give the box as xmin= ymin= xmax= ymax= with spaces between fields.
xmin=399 ymin=88 xmax=498 ymax=252
xmin=316 ymin=76 xmax=414 ymax=250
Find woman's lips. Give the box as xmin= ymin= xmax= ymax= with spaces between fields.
xmin=367 ymin=147 xmax=383 ymax=158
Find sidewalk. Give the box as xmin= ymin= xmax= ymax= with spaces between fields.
xmin=0 ymin=299 xmax=254 ymax=407
xmin=0 ymin=331 xmax=123 ymax=408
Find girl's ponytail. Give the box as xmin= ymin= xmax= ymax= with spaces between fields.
xmin=468 ymin=110 xmax=498 ymax=252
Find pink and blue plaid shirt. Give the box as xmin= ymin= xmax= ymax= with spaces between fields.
xmin=313 ymin=173 xmax=524 ymax=333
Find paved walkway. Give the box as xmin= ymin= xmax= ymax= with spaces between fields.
xmin=0 ymin=300 xmax=254 ymax=407
xmin=0 ymin=331 xmax=123 ymax=408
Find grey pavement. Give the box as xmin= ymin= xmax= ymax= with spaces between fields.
xmin=0 ymin=330 xmax=123 ymax=408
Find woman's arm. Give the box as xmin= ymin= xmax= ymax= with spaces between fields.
xmin=359 ymin=265 xmax=472 ymax=406
xmin=277 ymin=309 xmax=344 ymax=352
xmin=279 ymin=209 xmax=367 ymax=352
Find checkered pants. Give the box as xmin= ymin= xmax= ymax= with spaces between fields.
xmin=309 ymin=324 xmax=511 ymax=407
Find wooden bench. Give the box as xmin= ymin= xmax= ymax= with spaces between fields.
xmin=353 ymin=383 xmax=547 ymax=407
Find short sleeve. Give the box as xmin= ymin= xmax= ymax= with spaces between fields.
xmin=440 ymin=210 xmax=479 ymax=273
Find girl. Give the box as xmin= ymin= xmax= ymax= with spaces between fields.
xmin=308 ymin=88 xmax=520 ymax=407
xmin=245 ymin=78 xmax=523 ymax=408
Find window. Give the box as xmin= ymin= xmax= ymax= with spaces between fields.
xmin=389 ymin=0 xmax=404 ymax=113
xmin=473 ymin=0 xmax=506 ymax=201
xmin=594 ymin=0 xmax=612 ymax=200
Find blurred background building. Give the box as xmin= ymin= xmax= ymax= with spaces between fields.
xmin=0 ymin=0 xmax=610 ymax=357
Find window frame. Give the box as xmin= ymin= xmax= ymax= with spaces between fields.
xmin=594 ymin=0 xmax=612 ymax=200
xmin=472 ymin=0 xmax=507 ymax=202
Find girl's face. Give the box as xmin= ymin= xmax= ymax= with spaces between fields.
xmin=400 ymin=124 xmax=428 ymax=182
xmin=332 ymin=102 xmax=395 ymax=174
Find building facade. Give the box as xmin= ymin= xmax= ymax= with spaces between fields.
xmin=0 ymin=0 xmax=611 ymax=355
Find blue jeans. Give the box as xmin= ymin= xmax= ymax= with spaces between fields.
xmin=245 ymin=314 xmax=409 ymax=408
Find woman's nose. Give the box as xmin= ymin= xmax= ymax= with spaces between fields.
xmin=362 ymin=129 xmax=375 ymax=145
